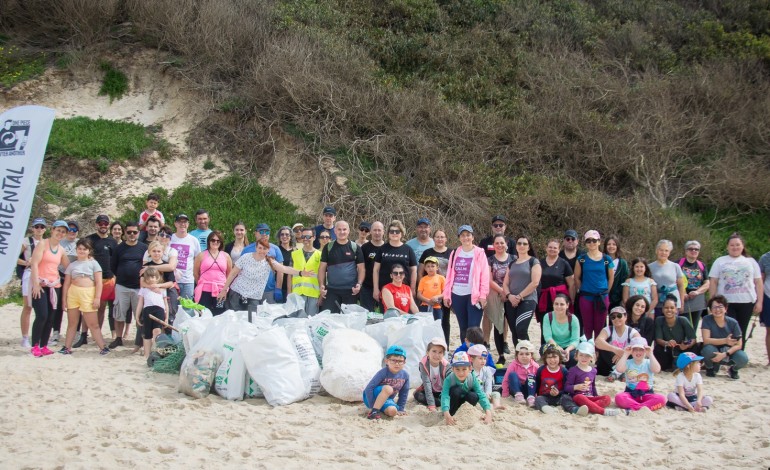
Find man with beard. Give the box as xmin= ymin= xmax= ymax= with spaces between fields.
xmin=109 ymin=221 xmax=147 ymax=349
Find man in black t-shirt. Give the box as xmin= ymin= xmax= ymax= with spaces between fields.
xmin=479 ymin=215 xmax=515 ymax=258
xmin=318 ymin=220 xmax=365 ymax=313
xmin=360 ymin=221 xmax=385 ymax=311
xmin=558 ymin=229 xmax=585 ymax=272
xmin=109 ymin=221 xmax=147 ymax=349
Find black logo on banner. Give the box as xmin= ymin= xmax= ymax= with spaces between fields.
xmin=0 ymin=119 xmax=31 ymax=157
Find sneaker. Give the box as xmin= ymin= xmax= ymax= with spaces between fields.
xmin=72 ymin=334 xmax=87 ymax=349
xmin=58 ymin=347 xmax=72 ymax=355
xmin=108 ymin=337 xmax=123 ymax=349
xmin=40 ymin=346 xmax=54 ymax=356
xmin=367 ymin=409 xmax=382 ymax=420
xmin=503 ymin=342 xmax=510 ymax=354
xmin=99 ymin=347 xmax=110 ymax=356
xmin=705 ymin=367 xmax=716 ymax=378
xmin=514 ymin=392 xmax=525 ymax=404
xmin=728 ymin=367 xmax=739 ymax=380
xmin=575 ymin=405 xmax=589 ymax=417
xmin=31 ymin=345 xmax=42 ymax=357
xmin=541 ymin=405 xmax=556 ymax=414
xmin=527 ymin=396 xmax=536 ymax=407
xmin=604 ymin=408 xmax=621 ymax=416
xmin=496 ymin=356 xmax=506 ymax=365
xmin=21 ymin=337 xmax=31 ymax=348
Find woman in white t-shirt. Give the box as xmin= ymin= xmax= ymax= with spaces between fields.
xmin=708 ymin=233 xmax=763 ymax=349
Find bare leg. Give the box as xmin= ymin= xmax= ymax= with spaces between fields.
xmin=20 ymin=303 xmax=32 ymax=337
xmin=64 ymin=308 xmax=81 ymax=349
xmin=482 ymin=313 xmax=492 ymax=345
xmin=83 ymin=312 xmax=106 ymax=349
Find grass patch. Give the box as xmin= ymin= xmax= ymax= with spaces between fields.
xmin=46 ymin=117 xmax=164 ymax=163
xmin=34 ymin=180 xmax=97 ymax=218
xmin=0 ymin=44 xmax=46 ymax=88
xmin=699 ymin=209 xmax=770 ymax=259
xmin=0 ymin=287 xmax=23 ymax=307
xmin=119 ymin=176 xmax=313 ymax=244
xmin=98 ymin=61 xmax=128 ymax=102
xmin=203 ymin=158 xmax=215 ymax=170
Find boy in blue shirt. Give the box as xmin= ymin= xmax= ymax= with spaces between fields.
xmin=363 ymin=345 xmax=410 ymax=419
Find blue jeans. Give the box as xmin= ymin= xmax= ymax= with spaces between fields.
xmin=508 ymin=373 xmax=536 ymax=398
xmin=421 ymin=305 xmax=443 ymax=320
xmin=178 ymin=283 xmax=194 ymax=300
xmin=701 ymin=344 xmax=749 ymax=370
xmin=451 ymin=293 xmax=483 ymax=344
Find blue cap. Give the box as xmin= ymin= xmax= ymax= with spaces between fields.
xmin=32 ymin=217 xmax=47 ymax=227
xmin=564 ymin=229 xmax=578 ymax=239
xmin=386 ymin=345 xmax=406 ymax=358
xmin=254 ymin=223 xmax=270 ymax=232
xmin=457 ymin=224 xmax=473 ymax=236
xmin=416 ymin=217 xmax=430 ymax=226
xmin=52 ymin=220 xmax=68 ymax=229
xmin=676 ymin=352 xmax=704 ymax=370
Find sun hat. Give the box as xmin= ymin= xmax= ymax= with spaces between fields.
xmin=386 ymin=345 xmax=406 ymax=358
xmin=629 ymin=337 xmax=649 ymax=349
xmin=676 ymin=352 xmax=704 ymax=370
xmin=451 ymin=351 xmax=471 ymax=367
xmin=292 ymin=223 xmax=304 ymax=230
xmin=577 ymin=341 xmax=595 ymax=356
xmin=515 ymin=340 xmax=535 ymax=352
xmin=467 ymin=344 xmax=489 ymax=357
xmin=427 ymin=337 xmax=448 ymax=352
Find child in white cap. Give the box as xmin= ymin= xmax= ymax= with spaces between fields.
xmin=414 ymin=337 xmax=450 ymax=411
xmin=501 ymin=340 xmax=539 ymax=407
xmin=440 ymin=351 xmax=493 ymax=425
xmin=561 ymin=341 xmax=621 ymax=416
xmin=468 ymin=344 xmax=503 ymax=409
xmin=614 ymin=337 xmax=667 ymax=412
xmin=667 ymin=352 xmax=713 ymax=412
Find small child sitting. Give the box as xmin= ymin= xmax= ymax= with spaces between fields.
xmin=614 ymin=337 xmax=667 ymax=412
xmin=468 ymin=344 xmax=503 ymax=409
xmin=363 ymin=345 xmax=410 ymax=420
xmin=135 ymin=267 xmax=169 ymax=359
xmin=441 ymin=351 xmax=493 ymax=425
xmin=667 ymin=352 xmax=713 ymax=412
xmin=501 ymin=340 xmax=540 ymax=407
xmin=415 ymin=337 xmax=450 ymax=411
xmin=417 ymin=257 xmax=446 ymax=320
xmin=454 ymin=327 xmax=496 ymax=368
xmin=561 ymin=341 xmax=620 ymax=416
xmin=534 ymin=345 xmax=569 ymax=414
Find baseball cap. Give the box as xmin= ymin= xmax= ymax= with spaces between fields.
xmin=322 ymin=206 xmax=336 ymax=215
xmin=416 ymin=217 xmax=430 ymax=226
xmin=629 ymin=337 xmax=649 ymax=349
xmin=451 ymin=351 xmax=471 ymax=367
xmin=52 ymin=220 xmax=68 ymax=229
xmin=386 ymin=345 xmax=406 ymax=359
xmin=32 ymin=217 xmax=47 ymax=227
xmin=584 ymin=229 xmax=601 ymax=241
xmin=359 ymin=221 xmax=371 ymax=230
xmin=423 ymin=256 xmax=439 ymax=265
xmin=427 ymin=337 xmax=448 ymax=352
xmin=175 ymin=213 xmax=189 ymax=222
xmin=254 ymin=223 xmax=270 ymax=232
xmin=609 ymin=306 xmax=626 ymax=316
xmin=676 ymin=352 xmax=704 ymax=370
xmin=95 ymin=215 xmax=109 ymax=224
xmin=515 ymin=340 xmax=535 ymax=353
xmin=457 ymin=224 xmax=473 ymax=236
xmin=577 ymin=341 xmax=595 ymax=356
xmin=468 ymin=344 xmax=489 ymax=357
xmin=292 ymin=223 xmax=304 ymax=230
xmin=67 ymin=220 xmax=80 ymax=231
xmin=564 ymin=229 xmax=578 ymax=239
xmin=491 ymin=215 xmax=506 ymax=223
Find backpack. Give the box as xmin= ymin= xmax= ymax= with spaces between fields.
xmin=322 ymin=240 xmax=358 ymax=259
xmin=15 ymin=236 xmax=35 ymax=279
xmin=677 ymin=257 xmax=705 ymax=273
xmin=577 ymin=253 xmax=611 ymax=281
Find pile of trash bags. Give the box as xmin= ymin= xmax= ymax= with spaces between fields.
xmin=174 ymin=294 xmax=443 ymax=406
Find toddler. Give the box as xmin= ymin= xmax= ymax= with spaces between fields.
xmin=363 ymin=345 xmax=410 ymax=419
xmin=561 ymin=341 xmax=620 ymax=416
xmin=135 ymin=267 xmax=169 ymax=358
xmin=138 ymin=193 xmax=165 ymax=230
xmin=667 ymin=352 xmax=713 ymax=412
xmin=614 ymin=337 xmax=667 ymax=411
xmin=468 ymin=344 xmax=503 ymax=409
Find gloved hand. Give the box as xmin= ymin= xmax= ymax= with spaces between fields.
xmin=273 ymin=288 xmax=284 ymax=303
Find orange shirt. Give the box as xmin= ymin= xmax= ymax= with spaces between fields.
xmin=418 ymin=274 xmax=445 ymax=308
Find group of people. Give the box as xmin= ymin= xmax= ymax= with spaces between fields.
xmin=16 ymin=196 xmax=769 ymax=386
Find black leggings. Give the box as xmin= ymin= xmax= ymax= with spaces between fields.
xmin=503 ymin=299 xmax=536 ymax=346
xmin=727 ymin=302 xmax=754 ymax=350
xmin=413 ymin=389 xmax=442 ymax=407
xmin=448 ymin=384 xmax=479 ymax=415
xmin=199 ymin=291 xmax=226 ymax=316
xmin=441 ymin=305 xmax=451 ymax=346
xmin=31 ymin=286 xmax=61 ymax=347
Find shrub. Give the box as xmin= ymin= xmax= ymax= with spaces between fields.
xmin=46 ymin=117 xmax=162 ymax=161
xmin=99 ymin=61 xmax=129 ymax=102
xmin=0 ymin=44 xmax=45 ymax=88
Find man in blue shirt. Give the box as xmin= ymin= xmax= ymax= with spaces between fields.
xmin=241 ymin=223 xmax=284 ymax=303
xmin=189 ymin=209 xmax=212 ymax=251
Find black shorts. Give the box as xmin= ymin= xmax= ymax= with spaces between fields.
xmin=141 ymin=305 xmax=166 ymax=340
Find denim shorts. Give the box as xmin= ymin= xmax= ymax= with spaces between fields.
xmin=362 ymin=385 xmax=397 ymax=411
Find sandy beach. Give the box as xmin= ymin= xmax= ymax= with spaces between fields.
xmin=1 ymin=302 xmax=769 ymax=469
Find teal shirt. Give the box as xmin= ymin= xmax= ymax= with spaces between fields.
xmin=542 ymin=313 xmax=580 ymax=349
xmin=440 ymin=371 xmax=491 ymax=412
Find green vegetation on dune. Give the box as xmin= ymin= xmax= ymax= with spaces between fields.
xmin=98 ymin=61 xmax=129 ymax=102
xmin=0 ymin=43 xmax=45 ymax=88
xmin=120 ymin=177 xmax=312 ymax=244
xmin=0 ymin=287 xmax=23 ymax=307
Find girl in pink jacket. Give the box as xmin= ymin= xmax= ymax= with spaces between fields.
xmin=443 ymin=225 xmax=490 ymax=344
xmin=501 ymin=340 xmax=540 ymax=407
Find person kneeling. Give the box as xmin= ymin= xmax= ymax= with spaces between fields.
xmin=441 ymin=351 xmax=493 ymax=425
xmin=362 ymin=345 xmax=410 ymax=420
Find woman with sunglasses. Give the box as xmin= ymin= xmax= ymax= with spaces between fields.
xmin=502 ymin=235 xmax=541 ymax=349
xmin=224 ymin=221 xmax=249 ymax=263
xmin=18 ymin=218 xmax=47 ymax=348
xmin=653 ymin=294 xmax=697 ymax=372
xmin=381 ymin=263 xmax=419 ymax=314
xmin=678 ymin=240 xmax=710 ymax=330
xmin=51 ymin=220 xmax=80 ymax=344
xmin=194 ymin=230 xmax=232 ymax=315
xmin=373 ymin=220 xmax=418 ymax=305
xmin=573 ymin=230 xmax=615 ymax=340
xmin=318 ymin=229 xmax=332 ymax=251
xmin=649 ymin=239 xmax=686 ymax=316
xmin=110 ymin=221 xmax=125 ymax=244
xmin=276 ymin=226 xmax=295 ymax=304
xmin=595 ymin=306 xmax=640 ymax=377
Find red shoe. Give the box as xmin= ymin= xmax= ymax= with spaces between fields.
xmin=40 ymin=346 xmax=54 ymax=356
xmin=31 ymin=345 xmax=43 ymax=357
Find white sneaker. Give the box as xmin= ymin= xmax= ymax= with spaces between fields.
xmin=50 ymin=331 xmax=60 ymax=344
xmin=21 ymin=337 xmax=31 ymax=348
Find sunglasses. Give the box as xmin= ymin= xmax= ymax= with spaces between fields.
xmin=585 ymin=238 xmax=599 ymax=244
xmin=359 ymin=228 xmax=370 ymax=232
xmin=97 ymin=222 xmax=110 ymax=227
xmin=492 ymin=223 xmax=505 ymax=228
xmin=391 ymin=271 xmax=405 ymax=276
xmin=68 ymin=227 xmax=78 ymax=232
xmin=159 ymin=233 xmax=171 ymax=238
xmin=389 ymin=229 xmax=401 ymax=234
xmin=126 ymin=230 xmax=139 ymax=235
xmin=258 ymin=230 xmax=270 ymax=235
xmin=301 ymin=235 xmax=313 ymax=240
xmin=687 ymin=247 xmax=700 ymax=252
xmin=610 ymin=313 xmax=625 ymax=320
xmin=210 ymin=239 xmax=222 ymax=244
xmin=564 ymin=237 xmax=576 ymax=241
xmin=319 ymin=235 xmax=330 ymax=239
xmin=293 ymin=228 xmax=303 ymax=233
xmin=516 ymin=241 xmax=529 ymax=246
xmin=34 ymin=225 xmax=46 ymax=229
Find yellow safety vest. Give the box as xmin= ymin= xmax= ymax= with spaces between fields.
xmin=291 ymin=248 xmax=321 ymax=298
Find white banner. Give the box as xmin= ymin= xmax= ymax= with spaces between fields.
xmin=0 ymin=105 xmax=55 ymax=285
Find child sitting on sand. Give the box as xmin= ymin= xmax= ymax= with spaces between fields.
xmin=363 ymin=345 xmax=410 ymax=420
xmin=415 ymin=337 xmax=450 ymax=411
xmin=468 ymin=344 xmax=503 ymax=409
xmin=441 ymin=351 xmax=493 ymax=425
xmin=614 ymin=337 xmax=667 ymax=412
xmin=534 ymin=345 xmax=569 ymax=414
xmin=501 ymin=340 xmax=540 ymax=407
xmin=453 ymin=327 xmax=496 ymax=368
xmin=667 ymin=352 xmax=713 ymax=412
xmin=135 ymin=267 xmax=169 ymax=358
xmin=561 ymin=341 xmax=621 ymax=416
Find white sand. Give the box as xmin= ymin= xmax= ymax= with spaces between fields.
xmin=1 ymin=303 xmax=769 ymax=469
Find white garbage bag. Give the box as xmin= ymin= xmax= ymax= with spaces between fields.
xmin=364 ymin=316 xmax=408 ymax=349
xmin=241 ymin=326 xmax=308 ymax=406
xmin=171 ymin=306 xmax=192 ymax=343
xmin=320 ymin=328 xmax=384 ymax=402
xmin=387 ymin=318 xmax=443 ymax=386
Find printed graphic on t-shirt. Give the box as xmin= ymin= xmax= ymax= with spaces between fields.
xmin=454 ymin=257 xmax=471 ymax=284
xmin=721 ymin=265 xmax=753 ymax=295
xmin=172 ymin=243 xmax=190 ymax=270
xmin=626 ymin=369 xmax=649 ymax=386
xmin=682 ymin=266 xmax=704 ymax=289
